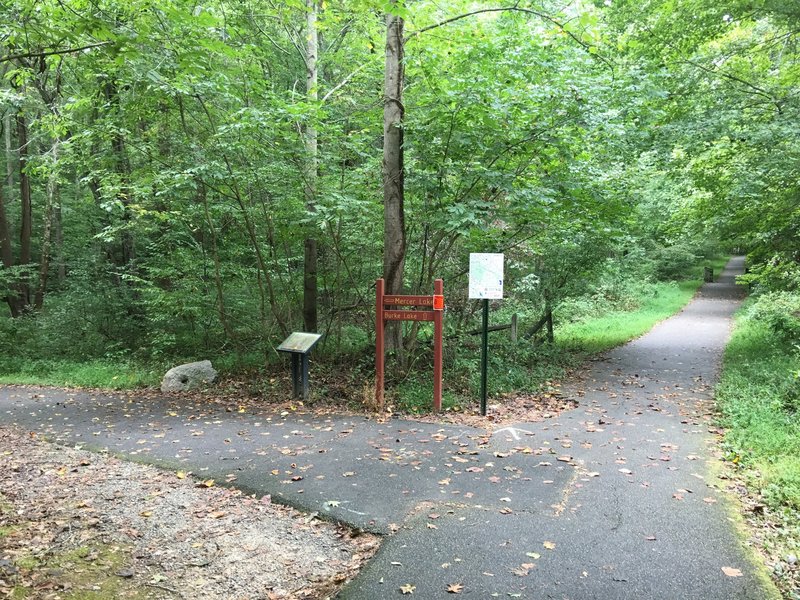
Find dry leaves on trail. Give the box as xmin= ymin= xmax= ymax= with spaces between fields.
xmin=0 ymin=426 xmax=378 ymax=600
xmin=446 ymin=582 xmax=464 ymax=593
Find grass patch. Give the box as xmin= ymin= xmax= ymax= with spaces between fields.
xmin=716 ymin=301 xmax=800 ymax=597
xmin=557 ymin=280 xmax=702 ymax=353
xmin=716 ymin=310 xmax=800 ymax=509
xmin=0 ymin=359 xmax=160 ymax=389
xmin=8 ymin=541 xmax=147 ymax=600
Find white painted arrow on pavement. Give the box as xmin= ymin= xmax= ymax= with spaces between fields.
xmin=492 ymin=426 xmax=535 ymax=440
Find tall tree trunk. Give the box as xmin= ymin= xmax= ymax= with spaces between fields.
xmin=35 ymin=139 xmax=58 ymax=309
xmin=303 ymin=0 xmax=319 ymax=333
xmin=104 ymin=79 xmax=135 ymax=270
xmin=16 ymin=114 xmax=32 ymax=310
xmin=199 ymin=183 xmax=233 ymax=341
xmin=0 ymin=116 xmax=20 ymax=316
xmin=4 ymin=112 xmax=14 ymax=200
xmin=54 ymin=180 xmax=65 ymax=283
xmin=382 ymin=9 xmax=406 ymax=359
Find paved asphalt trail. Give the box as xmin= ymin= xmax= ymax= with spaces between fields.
xmin=0 ymin=257 xmax=778 ymax=599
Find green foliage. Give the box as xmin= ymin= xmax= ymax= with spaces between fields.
xmin=717 ymin=305 xmax=800 ymax=509
xmin=0 ymin=0 xmax=795 ymax=401
xmin=745 ymin=292 xmax=800 ymax=342
xmin=0 ymin=359 xmax=159 ymax=389
xmin=558 ymin=280 xmax=702 ymax=352
xmin=738 ymin=256 xmax=800 ymax=293
xmin=650 ymin=245 xmax=698 ymax=281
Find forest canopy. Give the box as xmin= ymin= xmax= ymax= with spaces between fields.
xmin=0 ymin=0 xmax=797 ymax=372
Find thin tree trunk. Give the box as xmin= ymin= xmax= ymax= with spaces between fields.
xmin=382 ymin=8 xmax=406 ymax=361
xmin=4 ymin=112 xmax=14 ymax=200
xmin=17 ymin=115 xmax=31 ymax=268
xmin=35 ymin=139 xmax=59 ymax=309
xmin=303 ymin=0 xmax=319 ymax=333
xmin=16 ymin=114 xmax=32 ymax=309
xmin=104 ymin=79 xmax=135 ymax=269
xmin=199 ymin=183 xmax=233 ymax=341
xmin=54 ymin=188 xmax=65 ymax=283
xmin=0 ymin=188 xmax=21 ymax=317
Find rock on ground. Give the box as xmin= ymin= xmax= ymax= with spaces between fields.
xmin=161 ymin=360 xmax=218 ymax=393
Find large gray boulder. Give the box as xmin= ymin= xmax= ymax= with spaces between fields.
xmin=160 ymin=360 xmax=217 ymax=393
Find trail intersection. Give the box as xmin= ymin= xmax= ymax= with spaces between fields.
xmin=0 ymin=257 xmax=777 ymax=599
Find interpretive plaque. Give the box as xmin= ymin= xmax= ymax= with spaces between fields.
xmin=278 ymin=332 xmax=322 ymax=354
xmin=277 ymin=332 xmax=323 ymax=399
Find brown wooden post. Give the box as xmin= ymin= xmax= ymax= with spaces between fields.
xmin=510 ymin=313 xmax=518 ymax=343
xmin=375 ymin=279 xmax=385 ymax=407
xmin=433 ymin=278 xmax=444 ymax=412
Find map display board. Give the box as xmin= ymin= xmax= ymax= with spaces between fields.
xmin=468 ymin=253 xmax=504 ymax=299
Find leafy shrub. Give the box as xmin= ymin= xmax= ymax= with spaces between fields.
xmin=738 ymin=254 xmax=800 ymax=293
xmin=746 ymin=292 xmax=800 ymax=341
xmin=649 ymin=244 xmax=697 ymax=281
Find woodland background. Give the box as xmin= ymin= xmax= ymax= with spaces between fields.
xmin=0 ymin=0 xmax=797 ymax=395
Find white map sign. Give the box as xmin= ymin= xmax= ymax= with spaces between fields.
xmin=468 ymin=253 xmax=504 ymax=299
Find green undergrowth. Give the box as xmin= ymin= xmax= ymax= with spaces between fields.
xmin=716 ymin=307 xmax=800 ymax=510
xmin=716 ymin=299 xmax=800 ymax=597
xmin=0 ymin=359 xmax=160 ymax=389
xmin=0 ymin=257 xmax=729 ymax=406
xmin=557 ymin=280 xmax=702 ymax=352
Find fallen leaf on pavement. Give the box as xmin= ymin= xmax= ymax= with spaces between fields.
xmin=722 ymin=567 xmax=743 ymax=577
xmin=543 ymin=541 xmax=556 ymax=550
xmin=400 ymin=583 xmax=416 ymax=594
xmin=446 ymin=583 xmax=464 ymax=593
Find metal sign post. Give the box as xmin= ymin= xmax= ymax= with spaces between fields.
xmin=277 ymin=332 xmax=322 ymax=400
xmin=480 ymin=298 xmax=489 ymax=416
xmin=468 ymin=253 xmax=504 ymax=416
xmin=375 ymin=279 xmax=444 ymax=411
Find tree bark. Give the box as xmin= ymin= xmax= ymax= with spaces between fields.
xmin=4 ymin=112 xmax=13 ymax=200
xmin=16 ymin=114 xmax=32 ymax=310
xmin=383 ymin=8 xmax=407 ymax=359
xmin=199 ymin=183 xmax=233 ymax=341
xmin=104 ymin=79 xmax=136 ymax=269
xmin=35 ymin=139 xmax=58 ymax=309
xmin=303 ymin=0 xmax=319 ymax=333
xmin=0 ymin=184 xmax=21 ymax=317
xmin=17 ymin=115 xmax=32 ymax=269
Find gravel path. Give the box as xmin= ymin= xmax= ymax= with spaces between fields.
xmin=0 ymin=428 xmax=378 ymax=599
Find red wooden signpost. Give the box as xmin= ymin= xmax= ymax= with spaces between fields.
xmin=376 ymin=278 xmax=444 ymax=411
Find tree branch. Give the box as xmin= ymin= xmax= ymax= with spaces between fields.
xmin=0 ymin=41 xmax=114 ymax=64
